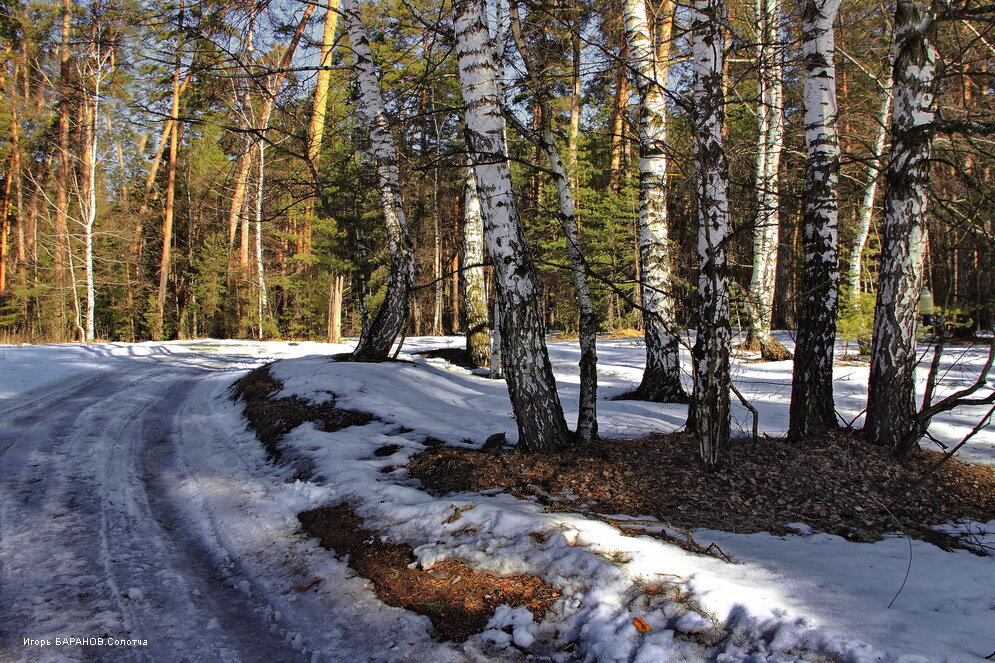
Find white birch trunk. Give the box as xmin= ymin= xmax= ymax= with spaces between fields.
xmin=745 ymin=0 xmax=791 ymax=360
xmin=690 ymin=0 xmax=731 ymax=466
xmin=344 ymin=0 xmax=415 ymax=361
xmin=462 ymin=165 xmax=491 ymax=369
xmin=623 ymin=0 xmax=687 ymax=402
xmin=844 ymin=84 xmax=892 ymax=307
xmin=546 ymin=131 xmax=599 ymax=442
xmin=867 ymin=0 xmax=937 ymax=455
xmin=490 ymin=298 xmax=502 ymax=379
xmin=255 ymin=141 xmax=268 ymax=339
xmin=83 ymin=94 xmax=98 ymax=343
xmin=788 ymin=0 xmax=842 ymax=439
xmin=453 ymin=0 xmax=570 ymax=452
xmin=508 ymin=2 xmax=598 ymax=440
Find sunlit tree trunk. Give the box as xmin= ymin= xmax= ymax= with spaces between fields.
xmin=78 ymin=26 xmax=112 ymax=343
xmin=54 ymin=0 xmax=72 ymax=333
xmin=327 ymin=273 xmax=344 ymax=343
xmin=453 ymin=0 xmax=570 ymax=452
xmin=509 ymin=0 xmax=599 ymax=442
xmin=744 ymin=0 xmax=791 ymax=361
xmin=155 ymin=1 xmax=184 ymax=340
xmin=689 ymin=0 xmax=731 ymax=466
xmin=344 ymin=0 xmax=415 ymax=361
xmin=789 ymin=0 xmax=842 ymax=439
xmin=462 ymin=166 xmax=490 ymax=368
xmin=608 ymin=44 xmax=629 ymax=192
xmin=303 ymin=0 xmax=340 ymax=256
xmin=567 ymin=4 xmax=582 ymax=182
xmin=228 ymin=151 xmax=251 ymax=263
xmin=0 ymin=160 xmax=10 ymax=295
xmin=254 ymin=141 xmax=268 ymax=338
xmin=867 ymin=0 xmax=937 ymax=455
xmin=623 ymin=0 xmax=687 ymax=403
xmin=843 ymin=82 xmax=891 ymax=308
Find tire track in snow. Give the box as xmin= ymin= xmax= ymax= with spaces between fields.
xmin=0 ymin=355 xmax=307 ymax=662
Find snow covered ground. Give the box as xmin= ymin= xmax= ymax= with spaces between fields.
xmin=0 ymin=335 xmax=992 ymax=662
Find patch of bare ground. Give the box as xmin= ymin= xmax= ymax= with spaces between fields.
xmin=408 ymin=431 xmax=995 ymax=550
xmin=297 ymin=504 xmax=560 ymax=642
xmin=231 ymin=364 xmax=374 ymax=460
xmin=417 ymin=347 xmax=476 ymax=369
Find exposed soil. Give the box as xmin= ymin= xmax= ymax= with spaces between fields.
xmin=298 ymin=504 xmax=559 ymax=642
xmin=417 ymin=347 xmax=477 ymax=369
xmin=408 ymin=431 xmax=995 ymax=550
xmin=231 ymin=364 xmax=374 ymax=460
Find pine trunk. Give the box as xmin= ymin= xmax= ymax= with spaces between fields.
xmin=327 ymin=273 xmax=344 ymax=343
xmin=789 ymin=0 xmax=842 ymax=439
xmin=690 ymin=0 xmax=731 ymax=467
xmin=744 ymin=0 xmax=791 ymax=361
xmin=462 ymin=166 xmax=491 ymax=369
xmin=866 ymin=0 xmax=937 ymax=456
xmin=156 ymin=39 xmax=183 ymax=340
xmin=453 ymin=0 xmax=570 ymax=452
xmin=345 ymin=0 xmax=415 ymax=362
xmin=623 ymin=0 xmax=687 ymax=403
xmin=54 ymin=0 xmax=72 ymax=332
xmin=608 ymin=47 xmax=629 ymax=192
xmin=303 ymin=0 xmax=340 ymax=255
xmin=0 ymin=161 xmax=9 ymax=295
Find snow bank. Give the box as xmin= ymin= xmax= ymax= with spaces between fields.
xmin=263 ymin=335 xmax=994 ymax=662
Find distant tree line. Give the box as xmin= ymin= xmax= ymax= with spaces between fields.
xmin=0 ymin=0 xmax=992 ymax=462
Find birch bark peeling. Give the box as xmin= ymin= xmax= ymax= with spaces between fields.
xmin=453 ymin=0 xmax=570 ymax=452
xmin=867 ymin=0 xmax=937 ymax=456
xmin=789 ymin=0 xmax=842 ymax=440
xmin=623 ymin=0 xmax=687 ymax=403
xmin=690 ymin=0 xmax=732 ymax=466
xmin=343 ymin=0 xmax=415 ymax=362
xmin=744 ymin=0 xmax=791 ymax=361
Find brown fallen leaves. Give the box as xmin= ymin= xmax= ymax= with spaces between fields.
xmin=232 ymin=365 xmax=373 ymax=460
xmin=298 ymin=504 xmax=559 ymax=641
xmin=408 ymin=431 xmax=995 ymax=548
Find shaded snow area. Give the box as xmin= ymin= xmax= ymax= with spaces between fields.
xmin=0 ymin=335 xmax=992 ymax=662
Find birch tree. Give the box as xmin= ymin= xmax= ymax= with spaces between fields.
xmin=690 ymin=0 xmax=731 ymax=466
xmin=72 ymin=8 xmax=118 ymax=343
xmin=788 ymin=0 xmax=842 ymax=439
xmin=866 ymin=0 xmax=936 ymax=453
xmin=344 ymin=0 xmax=415 ymax=362
xmin=462 ymin=165 xmax=490 ymax=369
xmin=743 ymin=0 xmax=791 ymax=361
xmin=843 ymin=80 xmax=891 ymax=309
xmin=622 ymin=0 xmax=687 ymax=403
xmin=452 ymin=0 xmax=570 ymax=452
xmin=509 ymin=0 xmax=599 ymax=443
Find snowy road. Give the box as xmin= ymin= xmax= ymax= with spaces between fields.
xmin=0 ymin=350 xmax=315 ymax=662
